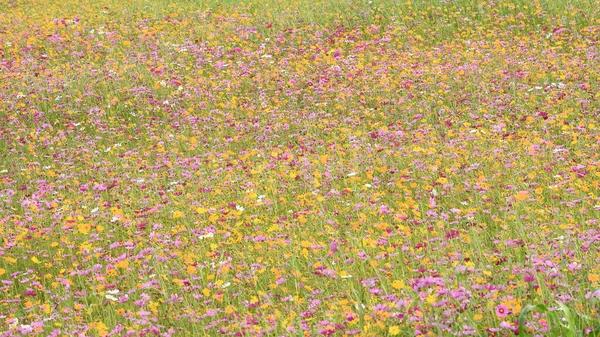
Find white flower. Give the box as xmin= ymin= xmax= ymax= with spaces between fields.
xmin=91 ymin=207 xmax=99 ymax=213
xmin=105 ymin=295 xmax=118 ymax=301
xmin=236 ymin=205 xmax=244 ymax=212
xmin=354 ymin=303 xmax=366 ymax=310
xmin=347 ymin=172 xmax=358 ymax=177
xmin=222 ymin=282 xmax=231 ymax=288
xmin=198 ymin=233 xmax=214 ymax=240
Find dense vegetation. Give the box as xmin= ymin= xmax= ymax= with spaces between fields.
xmin=0 ymin=0 xmax=599 ymax=335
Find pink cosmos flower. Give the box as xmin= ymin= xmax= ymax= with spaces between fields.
xmin=496 ymin=304 xmax=509 ymax=318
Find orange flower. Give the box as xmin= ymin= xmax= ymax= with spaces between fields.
xmin=515 ymin=191 xmax=529 ymax=201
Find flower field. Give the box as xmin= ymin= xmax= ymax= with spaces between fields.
xmin=0 ymin=0 xmax=599 ymax=335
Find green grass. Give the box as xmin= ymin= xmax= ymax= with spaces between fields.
xmin=0 ymin=0 xmax=599 ymax=336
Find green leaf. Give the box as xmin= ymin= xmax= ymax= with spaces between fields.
xmin=518 ymin=303 xmax=560 ymax=336
xmin=589 ymin=325 xmax=600 ymax=337
xmin=556 ymin=301 xmax=577 ymax=337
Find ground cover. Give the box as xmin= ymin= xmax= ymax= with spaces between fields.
xmin=0 ymin=0 xmax=599 ymax=335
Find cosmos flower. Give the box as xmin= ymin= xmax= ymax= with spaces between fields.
xmin=496 ymin=304 xmax=509 ymax=318
xmin=1 ymin=1 xmax=598 ymax=336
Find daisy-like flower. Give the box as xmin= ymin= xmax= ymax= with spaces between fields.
xmin=198 ymin=232 xmax=214 ymax=240
xmin=496 ymin=304 xmax=509 ymax=318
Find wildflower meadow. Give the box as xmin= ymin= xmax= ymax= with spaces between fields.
xmin=0 ymin=0 xmax=599 ymax=336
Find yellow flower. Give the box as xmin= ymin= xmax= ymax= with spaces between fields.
xmin=172 ymin=211 xmax=185 ymax=219
xmin=94 ymin=322 xmax=108 ymax=336
xmin=392 ymin=280 xmax=405 ymax=289
xmin=389 ymin=326 xmax=401 ymax=335
xmin=77 ymin=223 xmax=91 ymax=234
xmin=116 ymin=260 xmax=129 ymax=269
xmin=589 ymin=273 xmax=599 ymax=283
